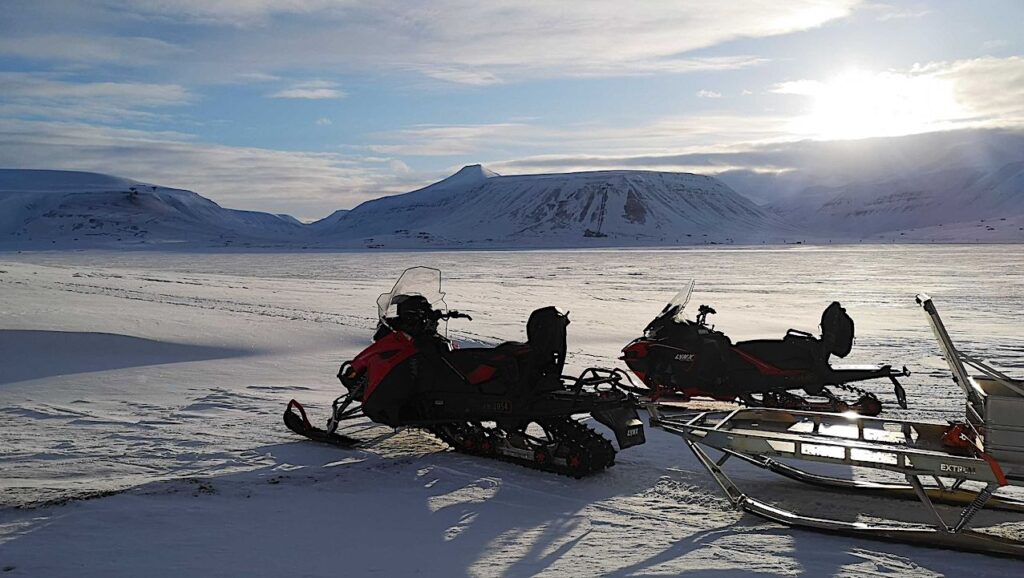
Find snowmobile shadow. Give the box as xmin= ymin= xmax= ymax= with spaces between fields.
xmin=244 ymin=436 xmax=695 ymax=577
xmin=2 ymin=438 xmax=1022 ymax=576
xmin=0 ymin=330 xmax=252 ymax=385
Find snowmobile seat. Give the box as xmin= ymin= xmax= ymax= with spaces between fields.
xmin=445 ymin=348 xmax=521 ymax=395
xmin=733 ymin=338 xmax=819 ymax=371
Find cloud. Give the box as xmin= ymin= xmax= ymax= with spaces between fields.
xmin=233 ymin=72 xmax=281 ymax=83
xmin=0 ymin=118 xmax=421 ymax=219
xmin=315 ymin=117 xmax=333 ymax=126
xmin=368 ymin=113 xmax=793 ymax=160
xmin=268 ymin=80 xmax=346 ymax=100
xmin=0 ymin=34 xmax=186 ymax=66
xmin=772 ymin=56 xmax=1024 ymax=139
xmin=697 ymin=90 xmax=722 ymax=98
xmin=7 ymin=1 xmax=858 ymax=83
xmin=482 ymin=128 xmax=1024 ymax=184
xmin=0 ymin=72 xmax=192 ymax=123
xmin=388 ymin=159 xmax=412 ymax=175
xmin=925 ymin=56 xmax=1024 ymax=126
xmin=859 ymin=2 xmax=930 ymax=21
xmin=99 ymin=0 xmax=346 ymax=25
xmin=368 ymin=123 xmax=543 ymax=156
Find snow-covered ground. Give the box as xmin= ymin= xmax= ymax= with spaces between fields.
xmin=1 ymin=246 xmax=1022 ymax=576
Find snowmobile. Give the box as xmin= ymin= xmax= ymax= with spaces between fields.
xmin=284 ymin=267 xmax=646 ymax=477
xmin=621 ymin=281 xmax=909 ymax=415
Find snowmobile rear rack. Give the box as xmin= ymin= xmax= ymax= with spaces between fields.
xmin=649 ymin=295 xmax=1024 ymax=558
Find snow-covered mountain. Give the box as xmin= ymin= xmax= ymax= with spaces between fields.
xmin=764 ymin=161 xmax=1024 ymax=239
xmin=5 ymin=147 xmax=1022 ymax=249
xmin=0 ymin=169 xmax=304 ymax=248
xmin=306 ymin=209 xmax=349 ymax=232
xmin=718 ymin=130 xmax=1024 ymax=240
xmin=319 ymin=165 xmax=793 ymax=246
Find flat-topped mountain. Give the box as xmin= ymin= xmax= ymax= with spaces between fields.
xmin=315 ymin=165 xmax=793 ymax=246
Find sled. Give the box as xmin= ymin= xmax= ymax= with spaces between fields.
xmin=648 ymin=294 xmax=1024 ymax=558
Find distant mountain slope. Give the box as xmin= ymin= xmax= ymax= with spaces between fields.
xmin=306 ymin=209 xmax=349 ymax=232
xmin=321 ymin=165 xmax=793 ymax=246
xmin=764 ymin=161 xmax=1024 ymax=236
xmin=0 ymin=169 xmax=303 ymax=247
xmin=718 ymin=130 xmax=1024 ymax=240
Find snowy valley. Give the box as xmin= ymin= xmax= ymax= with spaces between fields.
xmin=2 ymin=247 xmax=1023 ymax=576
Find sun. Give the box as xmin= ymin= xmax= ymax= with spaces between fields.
xmin=785 ymin=69 xmax=966 ymax=140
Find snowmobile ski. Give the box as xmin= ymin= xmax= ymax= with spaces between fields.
xmin=283 ymin=399 xmax=362 ymax=447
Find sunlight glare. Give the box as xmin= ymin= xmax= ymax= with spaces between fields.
xmin=787 ymin=70 xmax=965 ymax=140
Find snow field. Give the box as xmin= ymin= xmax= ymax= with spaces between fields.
xmin=1 ymin=246 xmax=1022 ymax=576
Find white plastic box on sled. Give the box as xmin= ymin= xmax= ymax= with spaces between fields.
xmin=971 ymin=376 xmax=1024 ymax=477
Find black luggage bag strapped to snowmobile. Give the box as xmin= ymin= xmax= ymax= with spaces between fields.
xmin=284 ymin=267 xmax=645 ymax=478
xmin=820 ymin=301 xmax=854 ymax=358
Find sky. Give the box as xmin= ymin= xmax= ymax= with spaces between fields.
xmin=1 ymin=0 xmax=1022 ymax=220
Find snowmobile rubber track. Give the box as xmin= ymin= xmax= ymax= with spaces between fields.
xmin=427 ymin=417 xmax=617 ymax=478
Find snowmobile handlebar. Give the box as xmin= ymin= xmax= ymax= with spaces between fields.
xmin=696 ymin=304 xmax=716 ymax=326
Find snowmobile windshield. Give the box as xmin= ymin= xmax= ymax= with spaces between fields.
xmin=662 ymin=280 xmax=694 ymax=323
xmin=377 ymin=267 xmax=448 ymax=329
xmin=646 ymin=280 xmax=695 ymax=332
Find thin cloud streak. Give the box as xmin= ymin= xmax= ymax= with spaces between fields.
xmin=268 ymin=80 xmax=347 ymax=100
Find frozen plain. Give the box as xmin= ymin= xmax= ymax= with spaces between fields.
xmin=1 ymin=245 xmax=1023 ymax=577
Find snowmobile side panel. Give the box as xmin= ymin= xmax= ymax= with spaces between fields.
xmin=351 ymin=331 xmax=417 ymax=401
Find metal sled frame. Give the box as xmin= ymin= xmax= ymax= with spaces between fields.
xmin=648 ymin=295 xmax=1024 ymax=558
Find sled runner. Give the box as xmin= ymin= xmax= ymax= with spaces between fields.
xmin=649 ymin=294 xmax=1024 ymax=558
xmin=285 ymin=267 xmax=646 ymax=477
xmin=622 ymin=281 xmax=909 ymax=416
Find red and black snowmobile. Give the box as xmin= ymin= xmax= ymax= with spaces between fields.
xmin=285 ymin=267 xmax=645 ymax=477
xmin=621 ymin=281 xmax=909 ymax=416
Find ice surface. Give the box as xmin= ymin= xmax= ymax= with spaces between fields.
xmin=0 ymin=246 xmax=1022 ymax=576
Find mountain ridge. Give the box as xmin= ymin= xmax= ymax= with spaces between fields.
xmin=2 ymin=159 xmax=1022 ymax=248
